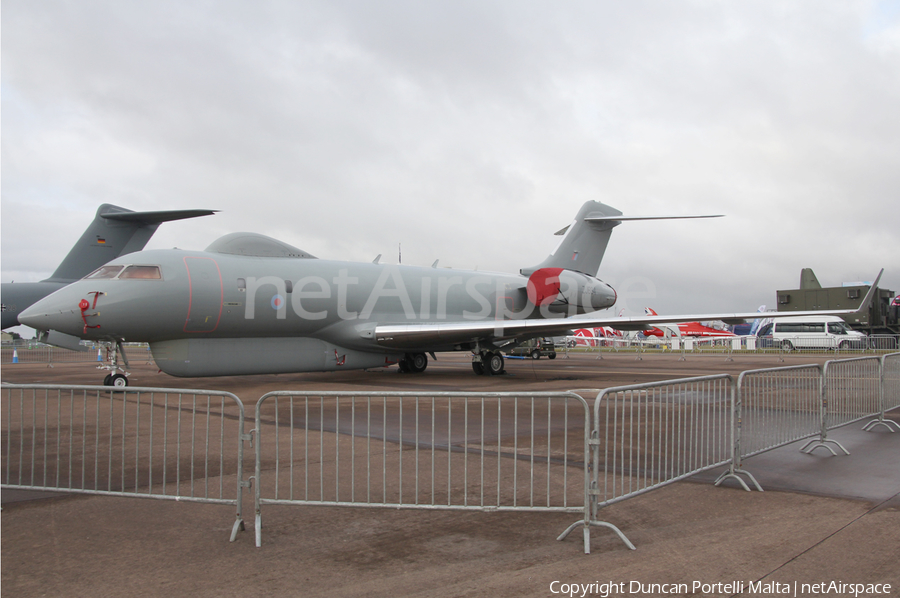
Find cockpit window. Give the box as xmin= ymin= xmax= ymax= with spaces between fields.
xmin=84 ymin=265 xmax=162 ymax=280
xmin=119 ymin=265 xmax=162 ymax=279
xmin=85 ymin=265 xmax=125 ymax=279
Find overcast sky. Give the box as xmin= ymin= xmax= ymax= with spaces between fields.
xmin=3 ymin=1 xmax=899 ymax=336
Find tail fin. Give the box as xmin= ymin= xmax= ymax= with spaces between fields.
xmin=46 ymin=204 xmax=216 ymax=282
xmin=522 ymin=201 xmax=724 ymax=278
xmin=521 ymin=201 xmax=622 ymax=277
xmin=799 ymin=268 xmax=821 ymax=290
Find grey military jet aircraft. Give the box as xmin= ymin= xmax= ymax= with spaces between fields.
xmin=18 ymin=201 xmax=881 ymax=386
xmin=2 ymin=204 xmax=216 ymax=334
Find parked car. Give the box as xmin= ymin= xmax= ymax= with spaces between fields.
xmin=505 ymin=337 xmax=557 ymax=359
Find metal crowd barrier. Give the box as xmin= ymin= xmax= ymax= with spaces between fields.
xmin=737 ymin=364 xmax=824 ymax=458
xmin=717 ymin=353 xmax=900 ymax=491
xmin=803 ymin=356 xmax=883 ymax=454
xmin=756 ymin=335 xmax=897 ymax=355
xmin=558 ymin=335 xmax=899 ymax=358
xmin=5 ymin=336 xmax=894 ymax=367
xmin=251 ymin=391 xmax=590 ymax=547
xmin=2 ymin=345 xmax=101 ymax=365
xmin=863 ymin=352 xmax=900 ymax=433
xmin=559 ymin=375 xmax=734 ymax=554
xmin=1 ymin=384 xmax=247 ymax=541
xmin=1 ymin=343 xmax=155 ymax=366
xmin=563 ymin=353 xmax=899 ymax=553
xmin=883 ymin=352 xmax=900 ymax=411
xmin=869 ymin=335 xmax=900 ymax=351
xmin=717 ymin=364 xmax=824 ymax=491
xmin=4 ymin=354 xmax=898 ymax=553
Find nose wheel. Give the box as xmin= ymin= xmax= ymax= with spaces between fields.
xmin=103 ymin=373 xmax=129 ymax=387
xmin=99 ymin=340 xmax=131 ymax=387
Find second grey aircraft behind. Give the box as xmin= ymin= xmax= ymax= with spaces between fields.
xmin=2 ymin=204 xmax=215 ymax=332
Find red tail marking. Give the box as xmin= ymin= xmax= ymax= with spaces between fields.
xmin=526 ymin=268 xmax=564 ymax=306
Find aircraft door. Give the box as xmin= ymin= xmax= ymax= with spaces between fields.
xmin=183 ymin=257 xmax=223 ymax=333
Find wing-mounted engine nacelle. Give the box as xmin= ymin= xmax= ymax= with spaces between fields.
xmin=526 ymin=267 xmax=616 ymax=315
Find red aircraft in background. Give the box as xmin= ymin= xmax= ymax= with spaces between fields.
xmin=641 ymin=308 xmax=736 ymax=338
xmin=571 ymin=309 xmax=627 ymax=345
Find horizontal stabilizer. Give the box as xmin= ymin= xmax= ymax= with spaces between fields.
xmin=102 ymin=208 xmax=218 ymax=224
xmin=585 ymin=214 xmax=723 ymax=223
xmin=524 ymin=202 xmax=724 ymax=278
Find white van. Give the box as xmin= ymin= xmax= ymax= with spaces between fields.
xmin=757 ymin=315 xmax=866 ymax=351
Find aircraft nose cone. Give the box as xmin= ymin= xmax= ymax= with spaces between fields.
xmin=18 ymin=300 xmax=82 ymax=334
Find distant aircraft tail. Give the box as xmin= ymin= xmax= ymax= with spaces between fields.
xmin=799 ymin=268 xmax=821 ymax=290
xmin=521 ymin=201 xmax=723 ymax=278
xmin=46 ymin=204 xmax=217 ymax=282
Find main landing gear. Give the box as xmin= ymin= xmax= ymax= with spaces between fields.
xmin=471 ymin=350 xmax=505 ymax=376
xmin=398 ymin=352 xmax=429 ymax=374
xmin=99 ymin=340 xmax=131 ymax=387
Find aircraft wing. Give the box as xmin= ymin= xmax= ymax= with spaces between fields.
xmin=375 ymin=269 xmax=882 ymax=350
xmin=373 ymin=308 xmax=841 ymax=349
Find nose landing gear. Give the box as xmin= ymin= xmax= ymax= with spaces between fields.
xmin=99 ymin=340 xmax=131 ymax=387
xmin=103 ymin=373 xmax=129 ymax=387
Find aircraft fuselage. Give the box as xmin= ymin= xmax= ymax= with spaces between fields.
xmin=20 ymin=247 xmax=617 ymax=376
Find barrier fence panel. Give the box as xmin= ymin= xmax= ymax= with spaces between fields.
xmin=1 ymin=384 xmax=247 ymax=541
xmin=864 ymin=352 xmax=900 ymax=433
xmin=882 ymin=353 xmax=900 ymax=413
xmin=797 ymin=356 xmax=889 ymax=455
xmin=869 ymin=335 xmax=900 ymax=352
xmin=560 ymin=375 xmax=734 ymax=554
xmin=735 ymin=364 xmax=824 ymax=460
xmin=252 ymin=391 xmax=590 ymax=547
xmin=2 ymin=346 xmax=100 ymax=365
xmin=715 ymin=365 xmax=824 ymax=490
xmin=1 ymin=343 xmax=155 ymax=366
xmin=806 ymin=357 xmax=883 ymax=456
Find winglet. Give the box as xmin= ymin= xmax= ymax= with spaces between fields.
xmin=851 ymin=269 xmax=883 ymax=317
